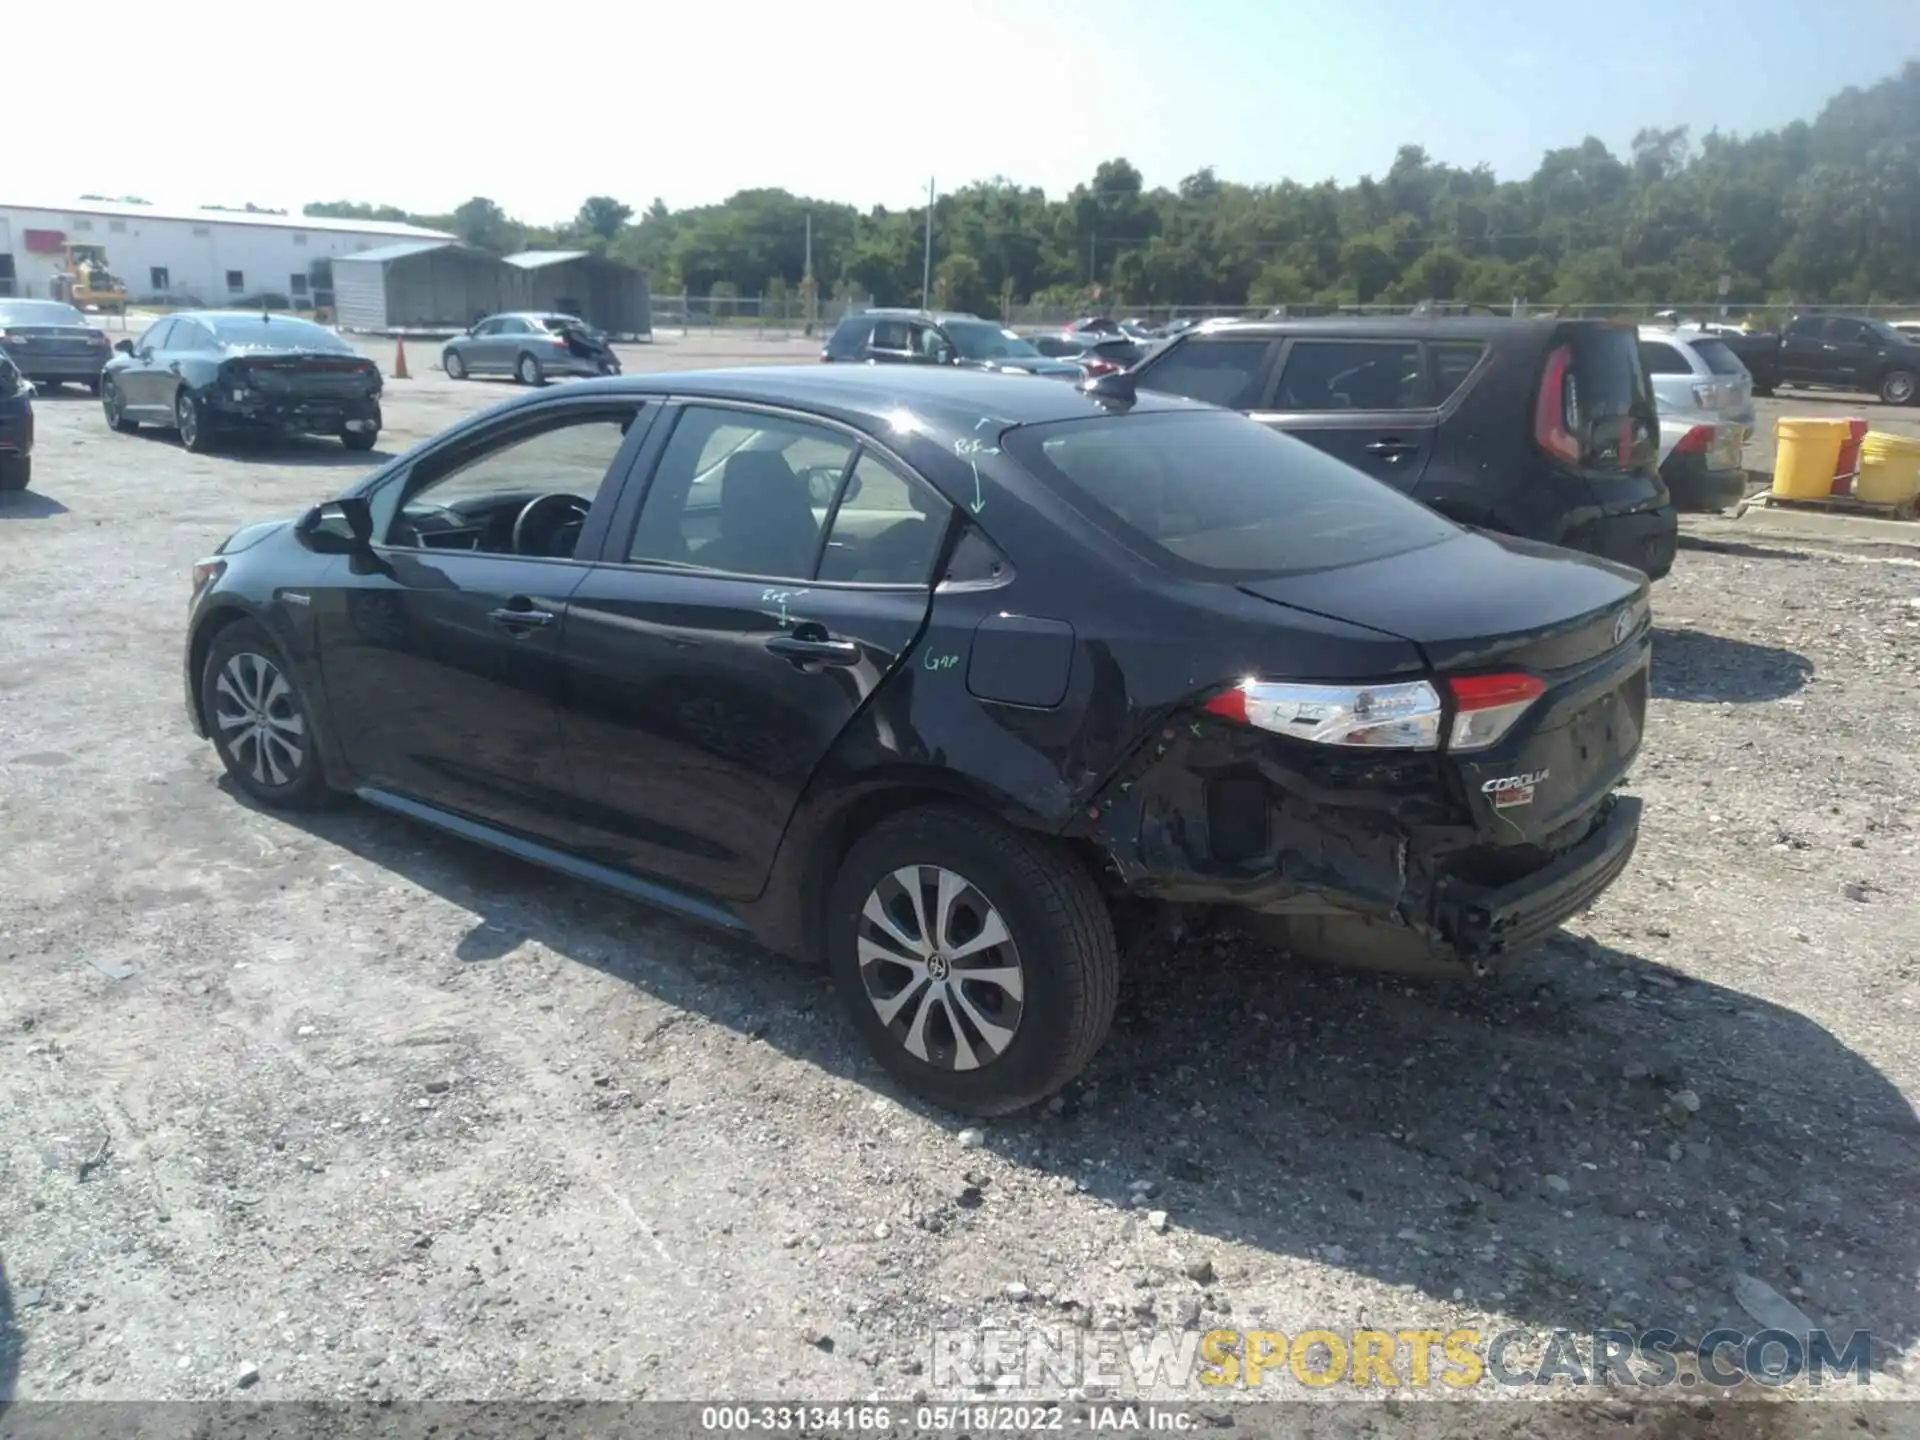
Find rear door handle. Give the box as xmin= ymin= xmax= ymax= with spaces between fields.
xmin=1364 ymin=438 xmax=1419 ymax=457
xmin=488 ymin=603 xmax=554 ymax=631
xmin=765 ymin=632 xmax=861 ymax=667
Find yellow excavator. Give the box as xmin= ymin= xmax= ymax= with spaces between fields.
xmin=52 ymin=242 xmax=128 ymax=314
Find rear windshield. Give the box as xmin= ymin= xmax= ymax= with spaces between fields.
xmin=1000 ymin=410 xmax=1458 ymax=579
xmin=208 ymin=316 xmax=353 ymax=351
xmin=0 ymin=300 xmax=89 ymax=327
xmin=1688 ymin=337 xmax=1748 ymax=376
xmin=1565 ymin=326 xmax=1659 ymax=472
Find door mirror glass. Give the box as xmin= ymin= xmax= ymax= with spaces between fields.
xmin=114 ymin=339 xmax=134 ymax=355
xmin=295 ymin=496 xmax=375 ymax=553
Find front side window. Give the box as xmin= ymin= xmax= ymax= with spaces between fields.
xmin=1138 ymin=338 xmax=1273 ymax=410
xmin=1273 ymin=340 xmax=1424 ymax=410
xmin=870 ymin=319 xmax=912 ymax=352
xmin=627 ymin=406 xmax=856 ymax=580
xmin=387 ymin=408 xmax=640 ymax=557
xmin=826 ymin=317 xmax=872 ymax=358
xmin=138 ymin=319 xmax=177 ymax=352
xmin=170 ymin=321 xmax=209 ymax=351
xmin=1002 ymin=410 xmax=1458 ymax=579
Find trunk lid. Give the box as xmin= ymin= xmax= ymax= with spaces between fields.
xmin=2 ymin=325 xmax=105 ymax=356
xmin=236 ymin=352 xmax=380 ymax=397
xmin=1237 ymin=529 xmax=1650 ymax=843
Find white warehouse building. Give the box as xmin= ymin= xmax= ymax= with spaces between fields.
xmin=0 ymin=198 xmax=454 ymax=309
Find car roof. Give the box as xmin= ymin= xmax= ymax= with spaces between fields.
xmin=1185 ymin=315 xmax=1577 ymax=343
xmin=855 ymin=308 xmax=985 ymax=324
xmin=173 ymin=310 xmax=329 ymax=324
xmin=495 ymin=364 xmax=1210 ymax=429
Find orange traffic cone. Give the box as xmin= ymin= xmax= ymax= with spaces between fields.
xmin=392 ymin=337 xmax=410 ymax=380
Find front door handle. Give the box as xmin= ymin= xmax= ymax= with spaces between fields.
xmin=488 ymin=604 xmax=553 ymax=631
xmin=765 ymin=630 xmax=861 ymax=667
xmin=1364 ymin=438 xmax=1419 ymax=457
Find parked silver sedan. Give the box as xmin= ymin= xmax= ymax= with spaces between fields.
xmin=0 ymin=298 xmax=114 ymax=393
xmin=440 ymin=312 xmax=620 ymax=385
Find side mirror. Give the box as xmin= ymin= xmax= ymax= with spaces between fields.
xmin=114 ymin=339 xmax=135 ymax=356
xmin=294 ymin=496 xmax=376 ymax=554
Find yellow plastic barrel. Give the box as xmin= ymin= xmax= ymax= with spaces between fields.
xmin=1771 ymin=417 xmax=1851 ymax=500
xmin=1854 ymin=431 xmax=1920 ymax=507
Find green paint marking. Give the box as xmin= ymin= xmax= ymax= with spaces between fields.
xmin=922 ymin=652 xmax=960 ymax=672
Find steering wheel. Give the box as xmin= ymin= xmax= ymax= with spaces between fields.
xmin=512 ymin=492 xmax=591 ymax=557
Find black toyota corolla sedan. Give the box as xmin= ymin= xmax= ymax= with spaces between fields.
xmin=103 ymin=311 xmax=383 ymax=453
xmin=183 ymin=365 xmax=1651 ymax=1114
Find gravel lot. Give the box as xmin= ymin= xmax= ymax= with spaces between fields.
xmin=3 ymin=335 xmax=1919 ymax=1432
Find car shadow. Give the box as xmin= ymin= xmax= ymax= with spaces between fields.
xmin=1652 ymin=626 xmax=1812 ymax=704
xmin=243 ymin=788 xmax=1919 ymax=1372
xmin=0 ymin=1253 xmax=20 ymax=1403
xmin=23 ymin=384 xmax=96 ymax=401
xmin=120 ymin=427 xmax=393 ymax=467
xmin=0 ymin=490 xmax=69 ymax=519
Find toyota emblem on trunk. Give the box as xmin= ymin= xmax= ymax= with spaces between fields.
xmin=1612 ymin=607 xmax=1635 ymax=646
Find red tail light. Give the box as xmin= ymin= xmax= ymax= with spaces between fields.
xmin=1534 ymin=343 xmax=1579 ymax=464
xmin=1083 ymin=358 xmax=1121 ymax=376
xmin=87 ymin=328 xmax=108 ymax=345
xmin=1445 ymin=673 xmax=1546 ymax=751
xmin=1672 ymin=424 xmax=1714 ymax=455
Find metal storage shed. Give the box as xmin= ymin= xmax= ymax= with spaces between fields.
xmin=505 ymin=251 xmax=652 ymax=339
xmin=333 ymin=240 xmax=526 ymax=333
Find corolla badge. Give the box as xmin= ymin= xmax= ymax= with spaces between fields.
xmin=1483 ymin=768 xmax=1548 ymax=809
xmin=1612 ymin=607 xmax=1636 ymax=646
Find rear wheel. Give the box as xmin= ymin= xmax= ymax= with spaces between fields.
xmin=1880 ymin=368 xmax=1917 ymax=406
xmin=444 ymin=349 xmax=468 ymax=380
xmin=175 ymin=388 xmax=214 ymax=453
xmin=87 ymin=376 xmax=102 ymax=397
xmin=200 ymin=622 xmax=328 ymax=809
xmin=102 ymin=377 xmax=138 ymax=432
xmin=340 ymin=427 xmax=378 ymax=452
xmin=516 ymin=352 xmax=546 ymax=386
xmin=827 ymin=806 xmax=1118 ymax=1116
xmin=0 ymin=455 xmax=29 ymax=492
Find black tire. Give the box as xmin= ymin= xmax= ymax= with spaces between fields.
xmin=1751 ymin=380 xmax=1775 ymax=398
xmin=516 ymin=351 xmax=546 ymax=386
xmin=200 ymin=621 xmax=330 ymax=809
xmin=1879 ymin=368 xmax=1917 ymax=407
xmin=175 ymin=388 xmax=214 ymax=452
xmin=87 ymin=377 xmax=102 ymax=397
xmin=444 ymin=349 xmax=468 ymax=380
xmin=102 ymin=376 xmax=139 ymax=432
xmin=340 ymin=428 xmax=379 ymax=451
xmin=827 ymin=805 xmax=1119 ymax=1116
xmin=0 ymin=455 xmax=28 ymax=492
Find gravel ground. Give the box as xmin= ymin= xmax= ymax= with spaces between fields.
xmin=2 ymin=340 xmax=1918 ymax=1434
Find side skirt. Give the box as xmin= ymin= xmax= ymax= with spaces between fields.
xmin=355 ymin=786 xmax=750 ymax=934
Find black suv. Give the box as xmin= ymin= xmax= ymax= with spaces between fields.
xmin=1131 ymin=317 xmax=1678 ymax=580
xmin=823 ymin=309 xmax=1084 ymax=380
xmin=1718 ymin=315 xmax=1920 ymax=406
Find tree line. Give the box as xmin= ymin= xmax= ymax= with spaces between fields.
xmin=304 ymin=62 xmax=1920 ymax=314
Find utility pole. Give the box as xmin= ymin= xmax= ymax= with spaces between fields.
xmin=802 ymin=212 xmax=815 ymax=332
xmin=922 ymin=177 xmax=935 ymax=308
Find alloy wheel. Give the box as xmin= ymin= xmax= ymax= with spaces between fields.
xmin=102 ymin=381 xmax=121 ymax=427
xmin=212 ymin=651 xmax=307 ymax=787
xmin=1887 ymin=371 xmax=1916 ymax=406
xmin=856 ymin=865 xmax=1025 ymax=1071
xmin=177 ymin=392 xmax=199 ymax=448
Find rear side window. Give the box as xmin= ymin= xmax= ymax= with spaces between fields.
xmin=870 ymin=319 xmax=912 ymax=352
xmin=1638 ymin=341 xmax=1692 ymax=375
xmin=1688 ymin=338 xmax=1748 ymax=376
xmin=1001 ymin=411 xmax=1458 ymax=579
xmin=826 ymin=318 xmax=872 ymax=357
xmin=1137 ymin=338 xmax=1272 ymax=410
xmin=1273 ymin=340 xmax=1423 ymax=410
xmin=1430 ymin=343 xmax=1485 ymax=404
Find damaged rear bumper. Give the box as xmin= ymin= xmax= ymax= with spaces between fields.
xmin=209 ymin=393 xmax=381 ymax=437
xmin=1078 ymin=723 xmax=1643 ymax=971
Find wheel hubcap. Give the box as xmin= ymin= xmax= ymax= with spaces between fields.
xmin=858 ymin=865 xmax=1024 ymax=1071
xmin=104 ymin=385 xmax=119 ymax=421
xmin=521 ymin=359 xmax=535 ymax=382
xmin=1893 ymin=375 xmax=1915 ymax=403
xmin=213 ymin=651 xmax=306 ymax=786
